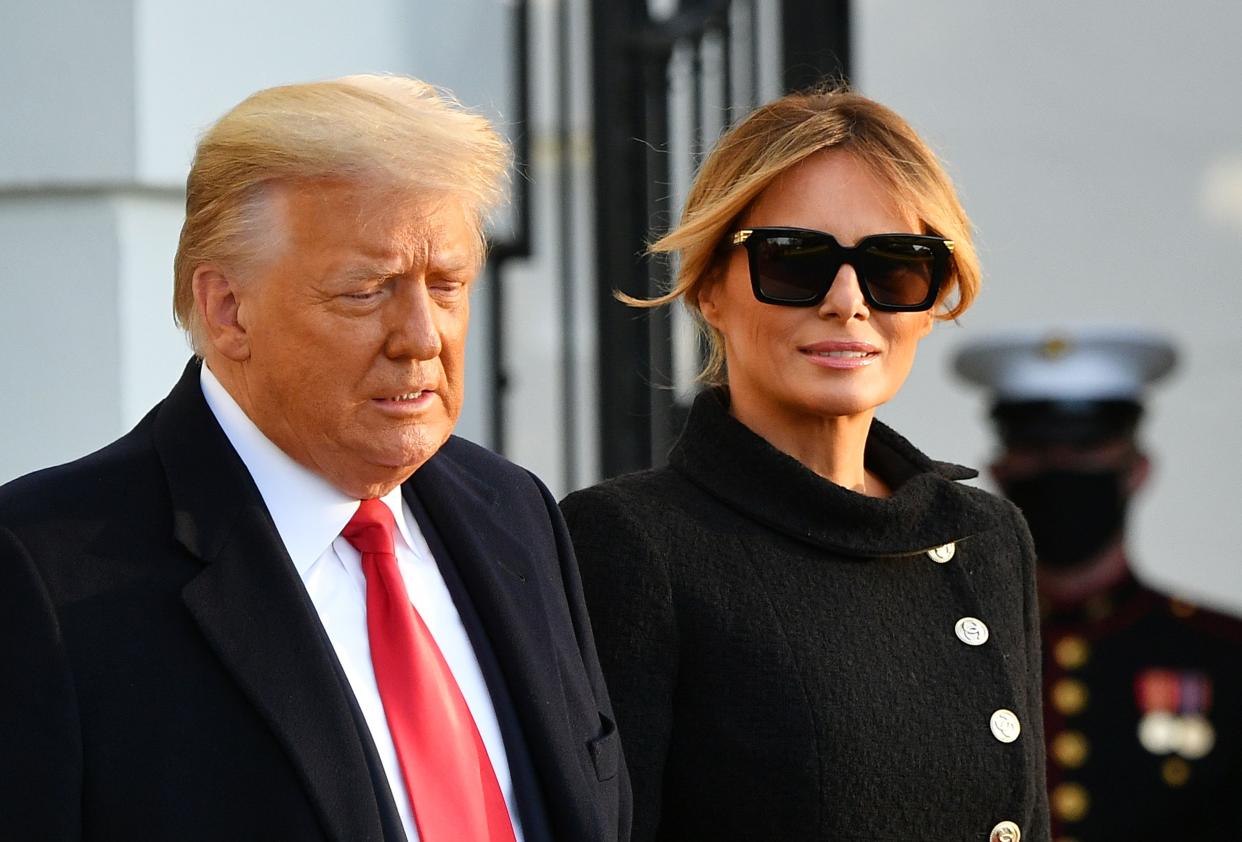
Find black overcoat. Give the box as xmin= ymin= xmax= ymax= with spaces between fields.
xmin=0 ymin=359 xmax=630 ymax=841
xmin=561 ymin=388 xmax=1050 ymax=842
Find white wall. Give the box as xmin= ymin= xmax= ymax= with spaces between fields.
xmin=855 ymin=1 xmax=1242 ymax=610
xmin=0 ymin=197 xmax=123 ymax=466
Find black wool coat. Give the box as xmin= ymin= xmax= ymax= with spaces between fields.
xmin=561 ymin=388 xmax=1051 ymax=842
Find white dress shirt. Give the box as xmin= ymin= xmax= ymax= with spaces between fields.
xmin=200 ymin=365 xmax=523 ymax=842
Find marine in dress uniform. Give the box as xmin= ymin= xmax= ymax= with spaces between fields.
xmin=954 ymin=327 xmax=1242 ymax=841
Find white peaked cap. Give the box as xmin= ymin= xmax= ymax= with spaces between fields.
xmin=952 ymin=325 xmax=1177 ymax=403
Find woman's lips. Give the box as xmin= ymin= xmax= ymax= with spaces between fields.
xmin=798 ymin=341 xmax=880 ymax=369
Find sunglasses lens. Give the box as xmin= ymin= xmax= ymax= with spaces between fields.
xmin=858 ymin=238 xmax=939 ymax=308
xmin=754 ymin=235 xmax=835 ymax=303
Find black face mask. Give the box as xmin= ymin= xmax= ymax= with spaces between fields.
xmin=1000 ymin=469 xmax=1128 ymax=570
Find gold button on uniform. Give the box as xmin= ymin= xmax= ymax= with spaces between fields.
xmin=1169 ymin=597 xmax=1197 ymax=618
xmin=990 ymin=709 xmax=1021 ymax=743
xmin=1051 ymin=782 xmax=1090 ymax=822
xmin=1051 ymin=678 xmax=1089 ymax=716
xmin=1053 ymin=635 xmax=1090 ymax=670
xmin=955 ymin=617 xmax=989 ymax=646
xmin=1051 ymin=730 xmax=1089 ymax=768
xmin=989 ymin=819 xmax=1021 ymax=842
xmin=928 ymin=542 xmax=956 ymax=563
xmin=1162 ymin=757 xmax=1191 ymax=787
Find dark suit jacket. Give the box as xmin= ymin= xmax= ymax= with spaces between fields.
xmin=0 ymin=359 xmax=629 ymax=842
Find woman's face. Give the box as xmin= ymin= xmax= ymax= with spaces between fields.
xmin=699 ymin=150 xmax=935 ymax=429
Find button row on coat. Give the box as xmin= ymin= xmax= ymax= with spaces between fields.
xmin=929 ymin=545 xmax=1021 ymax=747
xmin=929 ymin=540 xmax=1024 ymax=842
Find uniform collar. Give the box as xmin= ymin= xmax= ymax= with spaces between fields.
xmin=669 ymin=387 xmax=996 ymax=557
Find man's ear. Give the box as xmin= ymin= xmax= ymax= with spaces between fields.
xmin=1126 ymin=451 xmax=1152 ymax=495
xmin=192 ymin=265 xmax=251 ymax=362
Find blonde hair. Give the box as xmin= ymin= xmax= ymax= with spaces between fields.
xmin=173 ymin=74 xmax=510 ymax=351
xmin=642 ymin=86 xmax=980 ymax=383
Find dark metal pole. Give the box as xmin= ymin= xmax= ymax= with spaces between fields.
xmin=780 ymin=0 xmax=851 ymax=90
xmin=556 ymin=0 xmax=578 ymax=490
xmin=592 ymin=0 xmax=655 ymax=477
xmin=487 ymin=0 xmax=534 ymax=454
xmin=643 ymin=49 xmax=676 ymax=464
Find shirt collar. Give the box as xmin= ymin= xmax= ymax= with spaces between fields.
xmin=199 ymin=364 xmax=417 ymax=574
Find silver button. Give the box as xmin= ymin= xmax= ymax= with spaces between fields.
xmin=955 ymin=617 xmax=989 ymax=646
xmin=989 ymin=819 xmax=1020 ymax=842
xmin=927 ymin=542 xmax=956 ymax=563
xmin=990 ymin=709 xmax=1021 ymax=743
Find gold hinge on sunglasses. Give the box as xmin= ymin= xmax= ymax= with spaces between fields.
xmin=945 ymin=240 xmax=956 ymax=252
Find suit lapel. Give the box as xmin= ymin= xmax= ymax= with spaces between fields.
xmin=405 ymin=447 xmax=556 ymax=712
xmin=407 ymin=445 xmax=597 ymax=838
xmin=153 ymin=360 xmax=385 ymax=842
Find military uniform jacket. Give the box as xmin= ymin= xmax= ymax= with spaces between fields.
xmin=1041 ymin=574 xmax=1242 ymax=840
xmin=561 ymin=388 xmax=1051 ymax=842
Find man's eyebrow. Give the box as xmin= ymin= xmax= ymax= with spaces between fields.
xmin=427 ymin=249 xmax=481 ymax=275
xmin=336 ymin=259 xmax=404 ymax=282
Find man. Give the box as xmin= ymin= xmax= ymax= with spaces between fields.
xmin=955 ymin=327 xmax=1242 ymax=841
xmin=0 ymin=75 xmax=629 ymax=842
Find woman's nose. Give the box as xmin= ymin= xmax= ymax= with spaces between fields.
xmin=818 ymin=263 xmax=870 ymax=321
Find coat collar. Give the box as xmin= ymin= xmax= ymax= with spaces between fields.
xmin=669 ymin=387 xmax=998 ymax=557
xmin=153 ymin=358 xmax=385 ymax=842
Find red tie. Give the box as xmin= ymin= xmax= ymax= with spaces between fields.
xmin=342 ymin=499 xmax=516 ymax=842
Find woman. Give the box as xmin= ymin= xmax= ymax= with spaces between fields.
xmin=561 ymin=89 xmax=1049 ymax=842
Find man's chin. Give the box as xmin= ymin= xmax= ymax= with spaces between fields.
xmin=368 ymin=434 xmax=450 ymax=473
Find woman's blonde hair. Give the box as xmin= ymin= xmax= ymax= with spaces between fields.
xmin=641 ymin=86 xmax=980 ymax=384
xmin=172 ymin=74 xmax=510 ymax=351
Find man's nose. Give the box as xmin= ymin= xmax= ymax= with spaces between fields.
xmin=817 ymin=263 xmax=869 ymax=321
xmin=385 ymin=281 xmax=443 ymax=360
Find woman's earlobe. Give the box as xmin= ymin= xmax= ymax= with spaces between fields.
xmin=697 ymin=273 xmax=724 ymax=328
xmin=698 ymin=293 xmax=718 ymax=327
xmin=916 ymin=309 xmax=935 ymax=338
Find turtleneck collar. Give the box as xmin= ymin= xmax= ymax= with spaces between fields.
xmin=668 ymin=387 xmax=999 ymax=558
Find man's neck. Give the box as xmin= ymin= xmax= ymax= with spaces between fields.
xmin=1037 ymin=540 xmax=1131 ymax=607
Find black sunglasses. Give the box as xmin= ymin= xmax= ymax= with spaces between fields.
xmin=730 ymin=227 xmax=954 ymax=311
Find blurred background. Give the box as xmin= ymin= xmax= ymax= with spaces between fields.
xmin=2 ymin=0 xmax=1239 ymax=609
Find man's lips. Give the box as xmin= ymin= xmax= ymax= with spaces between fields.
xmin=374 ymin=390 xmax=432 ymax=402
xmin=798 ymin=340 xmax=880 ymax=368
xmin=371 ymin=389 xmax=437 ymax=410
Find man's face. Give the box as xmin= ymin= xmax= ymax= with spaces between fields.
xmin=991 ymin=438 xmax=1140 ymax=483
xmin=991 ymin=437 xmax=1147 ymax=570
xmin=230 ymin=179 xmax=480 ymax=498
